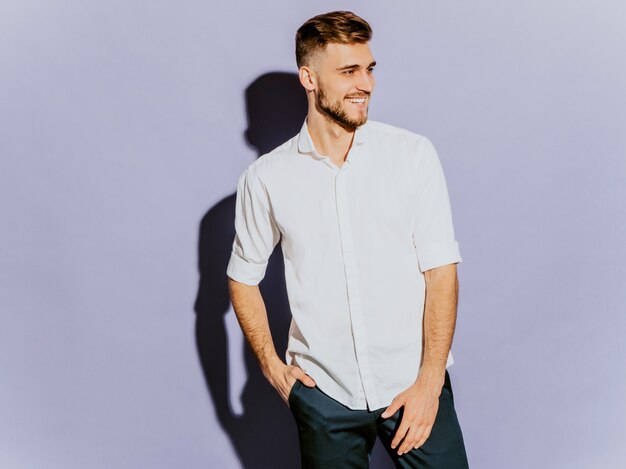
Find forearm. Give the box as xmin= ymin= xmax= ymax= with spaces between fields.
xmin=227 ymin=278 xmax=283 ymax=378
xmin=419 ymin=263 xmax=459 ymax=383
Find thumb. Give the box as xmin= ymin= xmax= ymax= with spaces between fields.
xmin=380 ymin=398 xmax=402 ymax=419
xmin=292 ymin=367 xmax=316 ymax=387
xmin=301 ymin=374 xmax=317 ymax=387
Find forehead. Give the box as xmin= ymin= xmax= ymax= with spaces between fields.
xmin=317 ymin=42 xmax=374 ymax=68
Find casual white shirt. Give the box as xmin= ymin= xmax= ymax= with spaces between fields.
xmin=226 ymin=118 xmax=462 ymax=410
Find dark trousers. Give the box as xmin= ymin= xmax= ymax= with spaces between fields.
xmin=288 ymin=371 xmax=469 ymax=468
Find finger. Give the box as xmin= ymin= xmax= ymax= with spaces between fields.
xmin=290 ymin=367 xmax=316 ymax=387
xmin=414 ymin=424 xmax=433 ymax=450
xmin=398 ymin=429 xmax=418 ymax=455
xmin=390 ymin=420 xmax=411 ymax=450
xmin=408 ymin=428 xmax=424 ymax=452
xmin=302 ymin=374 xmax=316 ymax=387
xmin=381 ymin=397 xmax=402 ymax=419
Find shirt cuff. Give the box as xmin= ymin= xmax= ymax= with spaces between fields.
xmin=226 ymin=251 xmax=268 ymax=286
xmin=415 ymin=240 xmax=462 ymax=273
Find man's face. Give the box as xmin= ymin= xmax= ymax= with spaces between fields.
xmin=311 ymin=42 xmax=376 ymax=129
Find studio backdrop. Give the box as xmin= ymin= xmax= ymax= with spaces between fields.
xmin=1 ymin=1 xmax=625 ymax=468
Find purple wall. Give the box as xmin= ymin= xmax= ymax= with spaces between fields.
xmin=1 ymin=1 xmax=624 ymax=467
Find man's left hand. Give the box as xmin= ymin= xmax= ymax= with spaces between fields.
xmin=380 ymin=372 xmax=444 ymax=455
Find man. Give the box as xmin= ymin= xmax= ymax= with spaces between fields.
xmin=226 ymin=10 xmax=469 ymax=468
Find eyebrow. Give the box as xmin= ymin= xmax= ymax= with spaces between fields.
xmin=336 ymin=61 xmax=377 ymax=71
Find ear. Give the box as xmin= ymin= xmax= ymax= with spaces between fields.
xmin=298 ymin=66 xmax=317 ymax=92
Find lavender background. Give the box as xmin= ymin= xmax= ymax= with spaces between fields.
xmin=1 ymin=1 xmax=625 ymax=468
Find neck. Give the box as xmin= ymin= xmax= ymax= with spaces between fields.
xmin=306 ymin=108 xmax=356 ymax=160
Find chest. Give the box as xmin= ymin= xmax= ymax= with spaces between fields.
xmin=267 ymin=158 xmax=416 ymax=243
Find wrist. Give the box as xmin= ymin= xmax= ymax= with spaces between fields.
xmin=262 ymin=355 xmax=285 ymax=381
xmin=416 ymin=363 xmax=446 ymax=388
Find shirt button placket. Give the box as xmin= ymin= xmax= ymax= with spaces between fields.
xmin=335 ymin=158 xmax=378 ymax=409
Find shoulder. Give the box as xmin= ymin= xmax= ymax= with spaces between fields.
xmin=241 ymin=135 xmax=299 ymax=182
xmin=365 ymin=120 xmax=434 ymax=151
xmin=365 ymin=120 xmax=438 ymax=167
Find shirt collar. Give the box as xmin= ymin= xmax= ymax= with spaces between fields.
xmin=297 ymin=117 xmax=369 ymax=159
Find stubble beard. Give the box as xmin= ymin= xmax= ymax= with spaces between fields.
xmin=316 ymin=84 xmax=369 ymax=130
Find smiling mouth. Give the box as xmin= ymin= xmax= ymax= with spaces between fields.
xmin=346 ymin=97 xmax=367 ymax=104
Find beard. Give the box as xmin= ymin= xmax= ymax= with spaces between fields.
xmin=316 ymin=83 xmax=369 ymax=130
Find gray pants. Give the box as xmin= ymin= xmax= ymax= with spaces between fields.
xmin=288 ymin=371 xmax=469 ymax=468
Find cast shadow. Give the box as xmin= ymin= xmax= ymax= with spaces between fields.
xmin=194 ymin=71 xmax=394 ymax=468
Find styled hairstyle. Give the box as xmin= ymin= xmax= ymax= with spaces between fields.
xmin=295 ymin=11 xmax=372 ymax=68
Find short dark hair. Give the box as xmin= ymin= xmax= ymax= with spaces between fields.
xmin=295 ymin=11 xmax=372 ymax=68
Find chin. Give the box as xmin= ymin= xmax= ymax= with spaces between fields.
xmin=354 ymin=115 xmax=369 ymax=127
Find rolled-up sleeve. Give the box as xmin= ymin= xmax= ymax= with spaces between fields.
xmin=412 ymin=138 xmax=462 ymax=273
xmin=226 ymin=167 xmax=281 ymax=285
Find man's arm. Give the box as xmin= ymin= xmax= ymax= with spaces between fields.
xmin=381 ymin=263 xmax=459 ymax=455
xmin=227 ymin=278 xmax=316 ymax=405
xmin=419 ymin=262 xmax=459 ymax=383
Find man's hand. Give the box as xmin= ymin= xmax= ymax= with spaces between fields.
xmin=267 ymin=359 xmax=316 ymax=406
xmin=380 ymin=371 xmax=444 ymax=455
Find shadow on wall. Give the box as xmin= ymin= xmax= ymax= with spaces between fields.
xmin=194 ymin=72 xmax=394 ymax=468
xmin=194 ymin=72 xmax=306 ymax=469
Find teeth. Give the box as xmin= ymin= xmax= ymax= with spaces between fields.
xmin=347 ymin=98 xmax=366 ymax=103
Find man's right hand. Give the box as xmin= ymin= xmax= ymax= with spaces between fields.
xmin=267 ymin=360 xmax=317 ymax=406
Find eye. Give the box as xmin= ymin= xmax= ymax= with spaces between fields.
xmin=343 ymin=69 xmax=355 ymax=75
xmin=367 ymin=67 xmax=375 ymax=73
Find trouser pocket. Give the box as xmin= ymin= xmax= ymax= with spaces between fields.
xmin=288 ymin=379 xmax=302 ymax=408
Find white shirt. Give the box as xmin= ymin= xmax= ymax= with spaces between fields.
xmin=227 ymin=118 xmax=462 ymax=410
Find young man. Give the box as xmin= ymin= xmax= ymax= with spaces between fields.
xmin=226 ymin=11 xmax=469 ymax=468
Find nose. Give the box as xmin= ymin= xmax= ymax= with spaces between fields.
xmin=356 ymin=69 xmax=374 ymax=93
